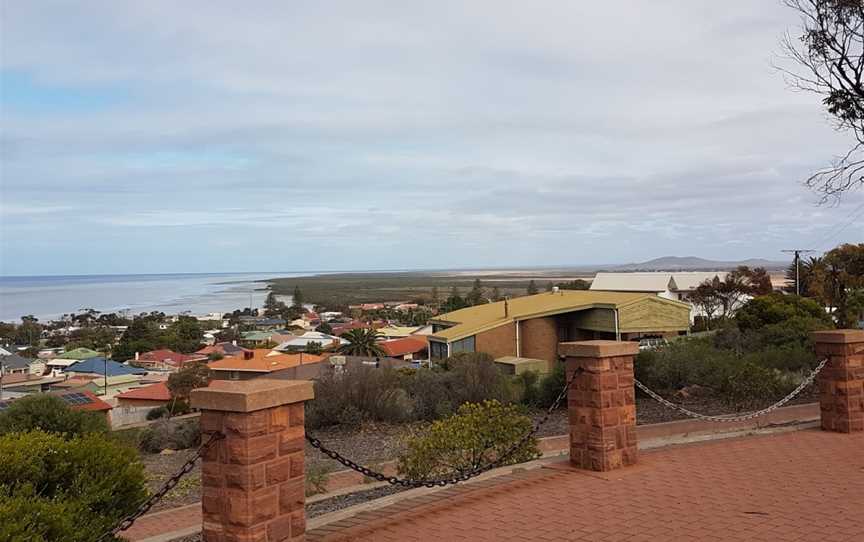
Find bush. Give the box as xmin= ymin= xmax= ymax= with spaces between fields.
xmin=146 ymin=406 xmax=168 ymax=421
xmin=538 ymin=362 xmax=567 ymax=408
xmin=139 ymin=419 xmax=201 ymax=453
xmin=514 ymin=370 xmax=541 ymax=406
xmin=305 ymin=461 xmax=332 ymax=496
xmin=0 ymin=430 xmax=147 ymax=541
xmin=0 ymin=394 xmax=108 ymax=438
xmin=397 ymin=400 xmax=539 ymax=480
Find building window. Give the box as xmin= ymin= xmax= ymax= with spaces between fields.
xmin=451 ymin=336 xmax=475 ymax=354
xmin=230 ymin=371 xmax=240 ymax=380
xmin=429 ymin=341 xmax=449 ymax=360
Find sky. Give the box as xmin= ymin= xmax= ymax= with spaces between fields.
xmin=1 ymin=0 xmax=863 ymax=276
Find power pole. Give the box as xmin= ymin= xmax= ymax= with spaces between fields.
xmin=781 ymin=249 xmax=816 ymax=295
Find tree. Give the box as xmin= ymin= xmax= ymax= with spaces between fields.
xmin=0 ymin=395 xmax=108 ymax=437
xmin=112 ymin=318 xmax=162 ymax=361
xmin=338 ymin=328 xmax=385 ymax=357
xmin=0 ymin=430 xmax=147 ymax=542
xmin=824 ymin=242 xmax=864 ymax=325
xmin=306 ymin=341 xmax=323 ymax=355
xmin=442 ymin=286 xmax=467 ymax=313
xmin=13 ymin=317 xmax=42 ymax=347
xmin=555 ymin=279 xmax=590 ymax=290
xmin=292 ymin=286 xmax=305 ymax=308
xmin=526 ymin=280 xmax=538 ymax=295
xmin=545 ymin=282 xmax=554 ymax=292
xmin=780 ymin=0 xmax=864 ymax=198
xmin=466 ymin=279 xmax=485 ymax=306
xmin=166 ymin=316 xmax=204 ymax=353
xmin=490 ymin=286 xmax=502 ymax=302
xmin=316 ymin=322 xmax=333 ymax=335
xmin=396 ymin=400 xmax=539 ymax=479
xmin=166 ymin=361 xmax=210 ymax=405
xmin=430 ymin=286 xmax=440 ymax=308
xmin=690 ymin=282 xmax=723 ymax=328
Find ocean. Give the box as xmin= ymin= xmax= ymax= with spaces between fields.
xmin=0 ymin=272 xmax=306 ymax=322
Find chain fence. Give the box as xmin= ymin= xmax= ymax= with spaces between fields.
xmin=306 ymin=366 xmax=583 ymax=489
xmin=96 ymin=431 xmax=225 ymax=542
xmin=634 ymin=356 xmax=829 ymax=423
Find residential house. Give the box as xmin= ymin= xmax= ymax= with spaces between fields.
xmin=589 ymin=271 xmax=730 ymax=322
xmin=65 ymin=357 xmax=148 ymax=378
xmin=208 ymin=350 xmax=325 ymax=381
xmin=274 ymin=331 xmax=347 ymax=353
xmin=196 ymin=342 xmax=253 ymax=359
xmin=331 ymin=321 xmax=371 ymax=336
xmin=377 ymin=326 xmax=422 ymax=339
xmin=1 ymin=373 xmax=65 ymax=394
xmin=52 ymin=373 xmax=146 ymax=398
xmin=133 ymin=349 xmax=207 ymax=371
xmin=428 ymin=290 xmax=690 ymax=369
xmin=0 ymin=353 xmax=42 ymax=376
xmin=47 ymin=347 xmax=104 ymax=376
xmin=380 ymin=336 xmax=428 ymax=361
xmin=113 ymin=381 xmax=172 ymax=426
xmin=0 ymin=389 xmax=113 ymax=425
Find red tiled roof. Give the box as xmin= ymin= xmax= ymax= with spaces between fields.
xmin=138 ymin=349 xmax=204 ymax=366
xmin=54 ymin=390 xmax=113 ymax=412
xmin=208 ymin=350 xmax=325 ymax=373
xmin=116 ymin=381 xmax=171 ymax=402
xmin=380 ymin=336 xmax=428 ymax=357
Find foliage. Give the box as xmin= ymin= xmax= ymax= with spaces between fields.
xmin=316 ymin=322 xmax=333 ymax=335
xmin=306 ymin=354 xmax=518 ymax=428
xmin=780 ymin=0 xmax=864 ymax=196
xmin=338 ymin=328 xmax=385 ymax=357
xmin=538 ymin=362 xmax=567 ymax=408
xmin=397 ymin=400 xmax=539 ymax=479
xmin=167 ymin=361 xmax=210 ymax=403
xmin=689 ymin=266 xmax=776 ymax=325
xmin=0 ymin=430 xmax=147 ymax=542
xmin=514 ymin=370 xmax=541 ymax=406
xmin=733 ymin=293 xmax=832 ymax=337
xmin=112 ymin=315 xmax=203 ymax=360
xmin=305 ymin=341 xmax=323 ymax=355
xmin=553 ymin=279 xmax=591 ymax=290
xmin=0 ymin=394 xmax=108 ymax=438
xmin=305 ymin=461 xmax=332 ymax=496
xmin=465 ymin=278 xmax=486 ymax=306
xmin=139 ymin=418 xmax=201 ymax=453
xmin=526 ymin=280 xmax=538 ymax=295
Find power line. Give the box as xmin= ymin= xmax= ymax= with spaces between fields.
xmin=811 ymin=201 xmax=864 ymax=251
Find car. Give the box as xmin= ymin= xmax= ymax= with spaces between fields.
xmin=638 ymin=337 xmax=668 ymax=351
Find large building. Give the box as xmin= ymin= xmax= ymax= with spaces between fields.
xmin=428 ymin=290 xmax=690 ymax=367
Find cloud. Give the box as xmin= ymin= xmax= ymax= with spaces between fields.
xmin=1 ymin=0 xmax=862 ymax=275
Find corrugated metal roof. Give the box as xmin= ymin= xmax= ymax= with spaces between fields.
xmin=429 ymin=290 xmax=667 ymax=342
xmin=590 ymin=272 xmax=727 ymax=292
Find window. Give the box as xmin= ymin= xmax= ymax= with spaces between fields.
xmin=429 ymin=340 xmax=449 ymax=360
xmin=451 ymin=336 xmax=475 ymax=354
xmin=230 ymin=371 xmax=240 ymax=380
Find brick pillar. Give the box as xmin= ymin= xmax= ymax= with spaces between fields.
xmin=812 ymin=330 xmax=864 ymax=433
xmin=559 ymin=340 xmax=638 ymax=471
xmin=191 ymin=379 xmax=314 ymax=542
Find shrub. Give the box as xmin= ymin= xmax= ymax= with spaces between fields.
xmin=0 ymin=430 xmax=147 ymax=542
xmin=514 ymin=370 xmax=541 ymax=406
xmin=146 ymin=406 xmax=168 ymax=421
xmin=305 ymin=461 xmax=332 ymax=496
xmin=397 ymin=400 xmax=539 ymax=480
xmin=0 ymin=394 xmax=108 ymax=438
xmin=139 ymin=419 xmax=201 ymax=453
xmin=538 ymin=363 xmax=567 ymax=408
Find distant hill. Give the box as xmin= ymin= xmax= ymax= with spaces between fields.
xmin=610 ymin=256 xmax=787 ymax=272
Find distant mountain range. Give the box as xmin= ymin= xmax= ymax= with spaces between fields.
xmin=608 ymin=256 xmax=788 ymax=272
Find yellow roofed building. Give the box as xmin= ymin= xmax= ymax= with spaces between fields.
xmin=428 ymin=290 xmax=690 ymax=368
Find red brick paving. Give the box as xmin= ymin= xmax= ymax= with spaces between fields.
xmin=306 ymin=429 xmax=864 ymax=541
xmin=121 ymin=503 xmax=201 ymax=540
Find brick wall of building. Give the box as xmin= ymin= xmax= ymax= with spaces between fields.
xmin=475 ymin=323 xmax=517 ymax=360
xmin=519 ymin=317 xmax=559 ymax=368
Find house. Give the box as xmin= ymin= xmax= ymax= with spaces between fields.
xmin=428 ymin=290 xmax=690 ymax=368
xmin=331 ymin=321 xmax=371 ymax=336
xmin=238 ymin=331 xmax=281 ymax=347
xmin=65 ymin=357 xmax=148 ymax=378
xmin=52 ymin=373 xmax=145 ymax=398
xmin=196 ymin=342 xmax=253 ymax=358
xmin=589 ymin=271 xmax=729 ymax=321
xmin=116 ymin=381 xmax=171 ymax=407
xmin=208 ymin=350 xmax=325 ymax=381
xmin=377 ymin=326 xmax=422 ymax=339
xmin=0 ymin=353 xmax=42 ymax=376
xmin=273 ymin=331 xmax=347 ymax=353
xmin=47 ymin=347 xmax=104 ymax=376
xmin=380 ymin=336 xmax=428 ymax=361
xmin=0 ymin=373 xmax=65 ymax=394
xmin=0 ymin=389 xmax=113 ymax=423
xmin=133 ymin=349 xmax=207 ymax=371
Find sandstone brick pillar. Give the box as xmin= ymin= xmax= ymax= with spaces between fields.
xmin=559 ymin=340 xmax=638 ymax=471
xmin=812 ymin=330 xmax=864 ymax=433
xmin=191 ymin=379 xmax=314 ymax=542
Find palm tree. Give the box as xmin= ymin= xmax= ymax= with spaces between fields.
xmin=338 ymin=328 xmax=385 ymax=357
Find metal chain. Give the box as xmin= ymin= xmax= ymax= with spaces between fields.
xmin=97 ymin=431 xmax=225 ymax=541
xmin=306 ymin=367 xmax=583 ymax=489
xmin=634 ymin=357 xmax=829 ymax=423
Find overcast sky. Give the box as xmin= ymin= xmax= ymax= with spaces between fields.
xmin=1 ymin=1 xmax=862 ymax=276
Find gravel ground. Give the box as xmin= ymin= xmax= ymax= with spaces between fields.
xmin=141 ymin=451 xmax=203 ymax=513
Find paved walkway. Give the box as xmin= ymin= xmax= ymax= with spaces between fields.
xmin=306 ymin=429 xmax=864 ymax=541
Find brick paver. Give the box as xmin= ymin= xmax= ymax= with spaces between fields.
xmin=122 ymin=503 xmax=201 ymax=541
xmin=307 ymin=429 xmax=864 ymax=541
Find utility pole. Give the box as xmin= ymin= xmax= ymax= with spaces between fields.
xmin=781 ymin=249 xmax=816 ymax=295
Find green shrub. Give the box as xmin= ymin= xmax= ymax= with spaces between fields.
xmin=538 ymin=363 xmax=567 ymax=408
xmin=397 ymin=400 xmax=539 ymax=480
xmin=0 ymin=394 xmax=108 ymax=438
xmin=305 ymin=461 xmax=332 ymax=496
xmin=0 ymin=430 xmax=147 ymax=542
xmin=146 ymin=406 xmax=168 ymax=421
xmin=139 ymin=418 xmax=201 ymax=453
xmin=514 ymin=370 xmax=541 ymax=406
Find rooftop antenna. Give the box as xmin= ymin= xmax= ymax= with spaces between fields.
xmin=781 ymin=249 xmax=817 ymax=295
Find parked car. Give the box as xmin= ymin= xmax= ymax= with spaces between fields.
xmin=638 ymin=337 xmax=668 ymax=351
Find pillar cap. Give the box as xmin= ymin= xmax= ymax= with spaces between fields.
xmin=559 ymin=340 xmax=639 ymax=358
xmin=191 ymin=379 xmax=314 ymax=413
xmin=811 ymin=329 xmax=864 ymax=344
